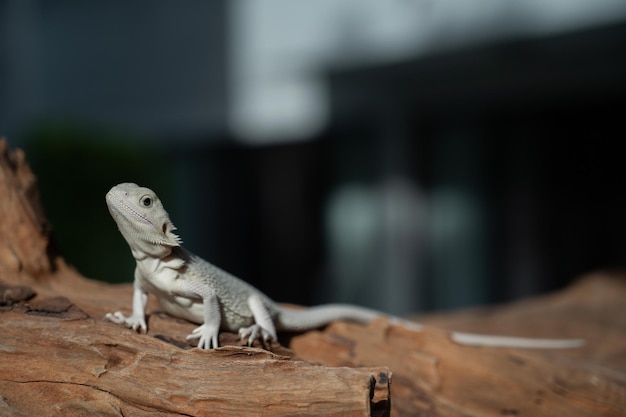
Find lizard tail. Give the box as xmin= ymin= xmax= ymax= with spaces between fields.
xmin=276 ymin=304 xmax=384 ymax=332
xmin=276 ymin=304 xmax=584 ymax=349
xmin=450 ymin=332 xmax=586 ymax=349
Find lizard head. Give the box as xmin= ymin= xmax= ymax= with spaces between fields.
xmin=106 ymin=183 xmax=181 ymax=258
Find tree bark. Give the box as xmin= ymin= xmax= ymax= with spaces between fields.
xmin=1 ymin=138 xmax=624 ymax=417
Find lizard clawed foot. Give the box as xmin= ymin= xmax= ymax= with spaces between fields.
xmin=186 ymin=324 xmax=220 ymax=349
xmin=104 ymin=311 xmax=147 ymax=334
xmin=238 ymin=324 xmax=277 ymax=347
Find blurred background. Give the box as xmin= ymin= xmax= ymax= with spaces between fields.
xmin=2 ymin=0 xmax=626 ymax=315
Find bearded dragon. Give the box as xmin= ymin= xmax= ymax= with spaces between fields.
xmin=104 ymin=183 xmax=584 ymax=350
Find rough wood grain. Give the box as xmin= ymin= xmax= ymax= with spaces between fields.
xmin=291 ymin=289 xmax=626 ymax=417
xmin=0 ymin=307 xmax=388 ymax=417
xmin=0 ymin=138 xmax=58 ymax=276
xmin=1 ymin=138 xmax=625 ymax=417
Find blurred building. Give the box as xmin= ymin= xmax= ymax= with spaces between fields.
xmin=2 ymin=1 xmax=626 ymax=313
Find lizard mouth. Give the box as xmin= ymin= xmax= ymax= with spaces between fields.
xmin=106 ymin=191 xmax=155 ymax=228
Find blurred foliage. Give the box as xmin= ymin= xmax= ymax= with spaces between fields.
xmin=22 ymin=121 xmax=173 ymax=283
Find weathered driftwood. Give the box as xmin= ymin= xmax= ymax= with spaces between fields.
xmin=1 ymin=138 xmax=625 ymax=417
xmin=1 ymin=306 xmax=388 ymax=417
xmin=0 ymin=138 xmax=57 ymax=276
xmin=291 ymin=280 xmax=626 ymax=417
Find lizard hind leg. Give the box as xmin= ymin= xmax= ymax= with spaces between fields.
xmin=238 ymin=294 xmax=277 ymax=346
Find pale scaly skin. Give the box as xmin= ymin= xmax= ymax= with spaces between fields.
xmin=104 ymin=183 xmax=585 ymax=350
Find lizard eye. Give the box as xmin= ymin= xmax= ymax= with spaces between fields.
xmin=140 ymin=196 xmax=153 ymax=207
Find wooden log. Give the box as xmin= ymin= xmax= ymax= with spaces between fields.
xmin=0 ymin=305 xmax=389 ymax=417
xmin=0 ymin=138 xmax=57 ymax=276
xmin=291 ymin=308 xmax=626 ymax=417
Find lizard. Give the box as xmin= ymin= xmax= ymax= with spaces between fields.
xmin=104 ymin=182 xmax=585 ymax=350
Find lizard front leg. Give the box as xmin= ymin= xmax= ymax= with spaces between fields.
xmin=105 ymin=273 xmax=148 ymax=333
xmin=179 ymin=280 xmax=221 ymax=349
xmin=238 ymin=294 xmax=277 ymax=346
